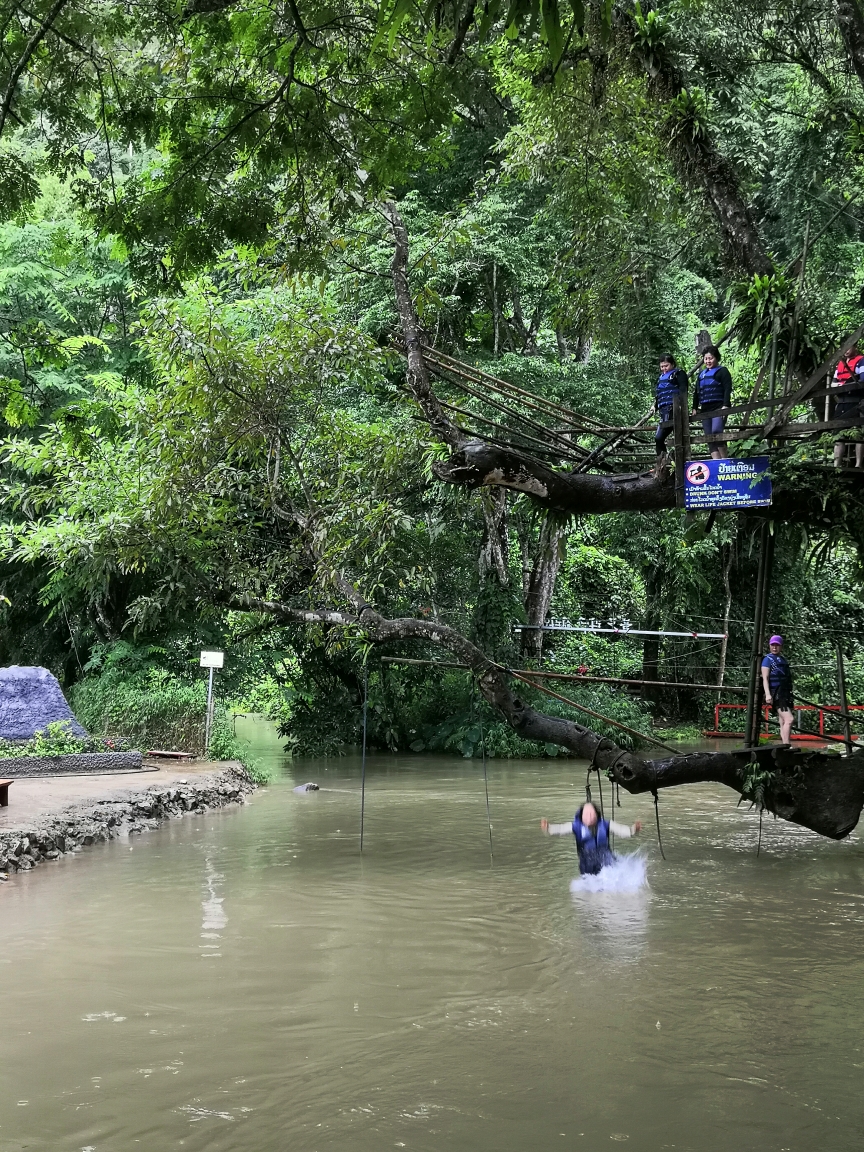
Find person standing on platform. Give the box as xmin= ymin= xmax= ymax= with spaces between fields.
xmin=761 ymin=635 xmax=794 ymax=745
xmin=692 ymin=345 xmax=733 ymax=460
xmin=654 ymin=354 xmax=689 ymax=460
xmin=831 ymin=346 xmax=864 ymax=469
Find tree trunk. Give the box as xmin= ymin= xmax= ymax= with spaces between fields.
xmin=478 ymin=487 xmax=509 ymax=585
xmin=432 ymin=439 xmax=864 ymax=530
xmin=521 ymin=519 xmax=568 ymax=661
xmin=835 ymin=0 xmax=864 ymax=90
xmin=618 ymin=8 xmax=772 ymax=277
xmin=383 ymin=200 xmax=463 ymax=450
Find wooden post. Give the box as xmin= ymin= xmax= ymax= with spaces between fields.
xmin=673 ymin=391 xmax=687 ymax=509
xmin=745 ymin=522 xmax=774 ymax=747
xmin=836 ymin=644 xmax=854 ymax=755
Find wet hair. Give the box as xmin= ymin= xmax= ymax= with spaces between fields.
xmin=703 ymin=344 xmax=722 ymax=361
xmin=577 ymin=802 xmax=601 ymax=824
xmin=659 ymin=354 xmax=677 ymax=367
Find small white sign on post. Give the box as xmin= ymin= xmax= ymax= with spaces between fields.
xmin=200 ymin=650 xmax=224 ymax=752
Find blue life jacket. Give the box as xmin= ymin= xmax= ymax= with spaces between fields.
xmin=571 ymin=814 xmax=614 ymax=874
xmin=697 ymin=365 xmax=726 ymax=407
xmin=656 ymin=369 xmax=681 ymax=411
xmin=762 ymin=652 xmax=791 ymax=691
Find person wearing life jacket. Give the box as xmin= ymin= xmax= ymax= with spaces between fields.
xmin=692 ymin=345 xmax=733 ymax=460
xmin=540 ymin=801 xmax=642 ymax=875
xmin=654 ymin=354 xmax=689 ymax=457
xmin=760 ymin=634 xmax=794 ymax=745
xmin=832 ymin=346 xmax=864 ymax=469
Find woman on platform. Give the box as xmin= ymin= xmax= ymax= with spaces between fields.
xmin=692 ymin=345 xmax=733 ymax=460
xmin=761 ymin=635 xmax=794 ymax=745
xmin=654 ymin=354 xmax=689 ymax=459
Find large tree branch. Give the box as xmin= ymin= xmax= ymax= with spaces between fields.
xmin=432 ymin=439 xmax=864 ymax=535
xmin=382 ymin=200 xmax=465 ymax=449
xmin=434 ymin=440 xmax=676 ymax=511
xmin=231 ymin=591 xmax=864 ymax=840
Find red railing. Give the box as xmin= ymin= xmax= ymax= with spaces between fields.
xmin=705 ymin=702 xmax=864 ymax=741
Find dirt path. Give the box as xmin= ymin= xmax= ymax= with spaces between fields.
xmin=0 ymin=759 xmax=256 ymax=878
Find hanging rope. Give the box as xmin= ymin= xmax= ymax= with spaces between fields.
xmin=473 ymin=680 xmax=494 ymax=862
xmin=756 ymin=806 xmax=764 ymax=857
xmin=60 ymin=596 xmax=84 ymax=675
xmin=360 ymin=665 xmax=368 ymax=853
xmin=650 ymin=762 xmax=667 ymax=861
xmin=594 ymin=767 xmax=605 ymax=820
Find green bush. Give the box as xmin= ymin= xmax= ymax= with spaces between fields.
xmin=69 ymin=642 xmax=268 ymax=779
xmin=0 ymin=720 xmax=129 ymax=760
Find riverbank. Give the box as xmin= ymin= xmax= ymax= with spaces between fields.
xmin=0 ymin=758 xmax=257 ymax=879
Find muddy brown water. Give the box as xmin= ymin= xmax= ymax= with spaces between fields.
xmin=2 ymin=725 xmax=864 ymax=1152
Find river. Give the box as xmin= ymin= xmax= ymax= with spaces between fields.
xmin=2 ymin=726 xmax=864 ymax=1151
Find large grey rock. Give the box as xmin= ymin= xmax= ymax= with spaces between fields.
xmin=0 ymin=666 xmax=86 ymax=740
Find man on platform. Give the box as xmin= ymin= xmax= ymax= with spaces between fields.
xmin=761 ymin=635 xmax=794 ymax=745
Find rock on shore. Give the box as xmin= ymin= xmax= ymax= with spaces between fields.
xmin=0 ymin=763 xmax=256 ymax=878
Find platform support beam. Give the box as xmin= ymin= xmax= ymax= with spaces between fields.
xmin=744 ymin=521 xmax=775 ymax=748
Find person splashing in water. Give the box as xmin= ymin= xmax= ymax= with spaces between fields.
xmin=540 ymin=802 xmax=642 ymax=875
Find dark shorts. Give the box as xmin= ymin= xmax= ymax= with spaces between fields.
xmin=770 ymin=687 xmax=794 ymax=714
xmin=835 ymin=397 xmax=864 ymax=439
xmin=701 ymin=405 xmax=726 ymax=438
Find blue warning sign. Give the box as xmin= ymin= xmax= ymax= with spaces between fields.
xmin=683 ymin=457 xmax=772 ymax=510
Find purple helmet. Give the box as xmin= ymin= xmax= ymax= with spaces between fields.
xmin=769 ymin=634 xmax=784 ymax=646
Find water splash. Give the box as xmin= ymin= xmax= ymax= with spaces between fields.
xmin=569 ymin=853 xmax=648 ymax=894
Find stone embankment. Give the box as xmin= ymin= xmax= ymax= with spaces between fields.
xmin=0 ymin=763 xmax=255 ymax=878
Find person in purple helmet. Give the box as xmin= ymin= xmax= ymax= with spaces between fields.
xmin=761 ymin=635 xmax=794 ymax=745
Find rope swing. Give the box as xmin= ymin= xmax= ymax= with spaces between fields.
xmin=473 ymin=679 xmax=494 ymax=863
xmin=360 ymin=664 xmax=368 ymax=853
xmin=650 ymin=761 xmax=667 ymax=862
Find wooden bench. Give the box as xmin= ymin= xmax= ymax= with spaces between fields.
xmin=0 ymin=780 xmax=12 ymax=807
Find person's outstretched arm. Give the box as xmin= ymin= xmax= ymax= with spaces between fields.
xmin=608 ymin=820 xmax=643 ymax=838
xmin=540 ymin=819 xmax=574 ymax=836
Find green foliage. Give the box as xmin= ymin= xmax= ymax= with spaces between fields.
xmin=0 ymin=720 xmax=127 ymax=760
xmin=0 ymin=0 xmax=863 ymax=763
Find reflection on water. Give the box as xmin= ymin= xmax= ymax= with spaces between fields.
xmin=200 ymin=858 xmax=226 ymax=957
xmin=2 ymin=723 xmax=864 ymax=1152
xmin=570 ymin=855 xmax=650 ymax=962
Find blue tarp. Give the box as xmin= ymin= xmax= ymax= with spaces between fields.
xmin=0 ymin=666 xmax=87 ymax=740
